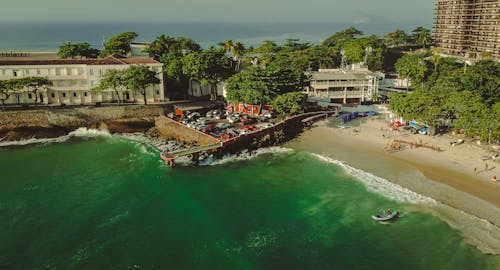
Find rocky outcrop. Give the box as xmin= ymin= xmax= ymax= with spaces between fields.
xmin=0 ymin=105 xmax=170 ymax=141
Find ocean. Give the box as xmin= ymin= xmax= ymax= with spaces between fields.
xmin=0 ymin=21 xmax=430 ymax=51
xmin=0 ymin=131 xmax=498 ymax=269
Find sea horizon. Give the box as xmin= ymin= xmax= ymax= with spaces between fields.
xmin=0 ymin=20 xmax=431 ymax=51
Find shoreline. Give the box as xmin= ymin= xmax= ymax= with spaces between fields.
xmin=285 ymin=114 xmax=500 ymax=254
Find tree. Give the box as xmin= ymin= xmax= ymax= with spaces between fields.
xmin=322 ymin=27 xmax=363 ymax=48
xmin=395 ymin=53 xmax=428 ymax=90
xmin=460 ymin=60 xmax=500 ymax=106
xmin=411 ymin=27 xmax=432 ymax=48
xmin=102 ymin=32 xmax=138 ymax=56
xmin=93 ymin=69 xmax=127 ymax=105
xmin=385 ymin=29 xmax=408 ymax=47
xmin=272 ymin=92 xmax=306 ymax=116
xmin=0 ymin=80 xmax=15 ymax=111
xmin=58 ymin=42 xmax=79 ymax=59
xmin=144 ymin=35 xmax=201 ymax=60
xmin=20 ymin=77 xmax=52 ymax=106
xmin=232 ymin=42 xmax=246 ymax=72
xmin=123 ymin=65 xmax=160 ymax=105
xmin=58 ymin=42 xmax=99 ymax=59
xmin=182 ymin=48 xmax=233 ymax=100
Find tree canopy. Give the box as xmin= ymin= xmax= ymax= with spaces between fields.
xmin=92 ymin=69 xmax=127 ymax=105
xmin=389 ymin=58 xmax=500 ymax=142
xmin=123 ymin=65 xmax=160 ymax=105
xmin=182 ymin=48 xmax=234 ymax=100
xmin=102 ymin=32 xmax=138 ymax=56
xmin=58 ymin=42 xmax=99 ymax=59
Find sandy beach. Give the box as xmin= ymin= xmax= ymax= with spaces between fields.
xmin=286 ymin=113 xmax=500 ymax=254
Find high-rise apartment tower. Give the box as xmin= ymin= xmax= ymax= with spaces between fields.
xmin=433 ymin=0 xmax=499 ymax=61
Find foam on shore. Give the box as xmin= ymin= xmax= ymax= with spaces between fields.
xmin=0 ymin=127 xmax=111 ymax=147
xmin=311 ymin=153 xmax=436 ymax=205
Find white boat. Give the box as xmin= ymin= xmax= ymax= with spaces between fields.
xmin=372 ymin=211 xmax=399 ymax=221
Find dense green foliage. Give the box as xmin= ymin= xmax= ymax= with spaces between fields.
xmin=395 ymin=53 xmax=428 ymax=88
xmin=144 ymin=35 xmax=201 ymax=60
xmin=410 ymin=27 xmax=432 ymax=48
xmin=385 ymin=29 xmax=408 ymax=47
xmin=390 ymin=58 xmax=499 ymax=142
xmin=182 ymin=48 xmax=234 ymax=100
xmin=225 ymin=66 xmax=309 ymax=105
xmin=57 ymin=42 xmax=99 ymax=59
xmin=272 ymin=92 xmax=306 ymax=116
xmin=102 ymin=32 xmax=138 ymax=56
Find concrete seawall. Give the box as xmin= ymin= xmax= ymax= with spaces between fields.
xmin=0 ymin=105 xmax=171 ymax=140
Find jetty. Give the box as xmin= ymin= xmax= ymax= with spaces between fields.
xmin=159 ymin=111 xmax=336 ymax=166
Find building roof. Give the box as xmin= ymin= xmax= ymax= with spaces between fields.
xmin=0 ymin=56 xmax=160 ymax=66
xmin=308 ymin=69 xmax=382 ymax=81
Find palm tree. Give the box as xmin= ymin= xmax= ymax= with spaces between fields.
xmin=411 ymin=27 xmax=432 ymax=48
xmin=232 ymin=42 xmax=246 ymax=72
xmin=218 ymin=39 xmax=235 ymax=57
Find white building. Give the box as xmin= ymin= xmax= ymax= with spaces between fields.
xmin=0 ymin=56 xmax=164 ymax=105
xmin=305 ymin=64 xmax=384 ymax=105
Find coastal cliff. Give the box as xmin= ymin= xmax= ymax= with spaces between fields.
xmin=0 ymin=105 xmax=170 ymax=141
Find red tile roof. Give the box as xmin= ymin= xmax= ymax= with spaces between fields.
xmin=0 ymin=56 xmax=160 ymax=66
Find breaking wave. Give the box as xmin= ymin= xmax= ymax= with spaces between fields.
xmin=198 ymin=147 xmax=294 ymax=166
xmin=0 ymin=127 xmax=111 ymax=147
xmin=311 ymin=153 xmax=436 ymax=205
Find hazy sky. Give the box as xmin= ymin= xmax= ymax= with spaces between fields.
xmin=1 ymin=0 xmax=434 ymax=23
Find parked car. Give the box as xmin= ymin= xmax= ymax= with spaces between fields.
xmin=217 ymin=123 xmax=230 ymax=129
xmin=206 ymin=110 xmax=214 ymax=117
xmin=187 ymin=112 xmax=201 ymax=120
xmin=228 ymin=116 xmax=240 ymax=124
xmin=259 ymin=122 xmax=274 ymax=129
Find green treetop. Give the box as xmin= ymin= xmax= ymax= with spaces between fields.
xmin=102 ymin=32 xmax=138 ymax=56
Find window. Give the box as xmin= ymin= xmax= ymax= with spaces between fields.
xmin=73 ymin=92 xmax=77 ymax=97
xmin=13 ymin=71 xmax=18 ymax=77
xmin=28 ymin=94 xmax=32 ymax=99
xmin=62 ymin=92 xmax=66 ymax=98
xmin=51 ymin=93 xmax=55 ymax=98
xmin=84 ymin=92 xmax=88 ymax=97
xmin=89 ymin=69 xmax=94 ymax=75
xmin=156 ymin=90 xmax=160 ymax=95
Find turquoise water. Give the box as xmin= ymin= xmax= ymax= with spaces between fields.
xmin=0 ymin=136 xmax=498 ymax=269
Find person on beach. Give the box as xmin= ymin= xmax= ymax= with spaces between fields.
xmin=493 ymin=175 xmax=497 ymax=183
xmin=474 ymin=167 xmax=477 ymax=175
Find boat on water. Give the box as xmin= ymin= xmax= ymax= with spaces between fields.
xmin=372 ymin=211 xmax=399 ymax=221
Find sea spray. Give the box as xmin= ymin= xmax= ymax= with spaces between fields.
xmin=311 ymin=153 xmax=437 ymax=205
xmin=198 ymin=147 xmax=294 ymax=166
xmin=0 ymin=127 xmax=112 ymax=148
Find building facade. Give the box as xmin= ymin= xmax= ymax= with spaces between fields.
xmin=433 ymin=0 xmax=500 ymax=61
xmin=305 ymin=65 xmax=384 ymax=105
xmin=0 ymin=56 xmax=164 ymax=105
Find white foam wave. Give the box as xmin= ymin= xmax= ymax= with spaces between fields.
xmin=198 ymin=147 xmax=294 ymax=166
xmin=0 ymin=127 xmax=111 ymax=147
xmin=311 ymin=153 xmax=436 ymax=205
xmin=69 ymin=127 xmax=111 ymax=138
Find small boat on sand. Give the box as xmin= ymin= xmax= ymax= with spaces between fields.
xmin=372 ymin=211 xmax=399 ymax=221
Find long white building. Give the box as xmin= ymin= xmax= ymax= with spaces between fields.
xmin=305 ymin=64 xmax=384 ymax=105
xmin=0 ymin=56 xmax=164 ymax=105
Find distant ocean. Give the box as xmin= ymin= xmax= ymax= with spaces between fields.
xmin=0 ymin=21 xmax=430 ymax=51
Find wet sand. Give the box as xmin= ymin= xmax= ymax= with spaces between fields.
xmin=286 ymin=114 xmax=500 ymax=254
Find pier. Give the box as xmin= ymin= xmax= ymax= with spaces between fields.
xmin=159 ymin=111 xmax=337 ymax=166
